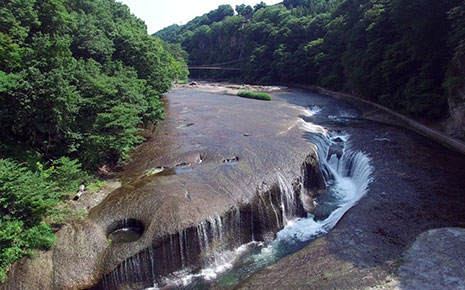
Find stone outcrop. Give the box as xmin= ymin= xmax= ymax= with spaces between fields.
xmin=1 ymin=220 xmax=108 ymax=290
xmin=1 ymin=86 xmax=323 ymax=289
xmin=398 ymin=228 xmax=465 ymax=290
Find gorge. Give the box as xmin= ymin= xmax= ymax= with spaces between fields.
xmin=3 ymin=84 xmax=465 ymax=290
xmin=2 ymin=0 xmax=465 ymax=289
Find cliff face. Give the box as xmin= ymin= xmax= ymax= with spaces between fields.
xmin=445 ymin=87 xmax=465 ymax=141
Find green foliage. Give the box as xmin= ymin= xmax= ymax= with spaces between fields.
xmin=207 ymin=5 xmax=235 ymax=22
xmin=444 ymin=1 xmax=465 ymax=103
xmin=0 ymin=221 xmax=27 ymax=283
xmin=48 ymin=157 xmax=92 ymax=195
xmin=89 ymin=105 xmax=145 ymax=164
xmin=237 ymin=90 xmax=272 ymax=101
xmin=236 ymin=4 xmax=254 ymax=18
xmin=0 ymin=159 xmax=60 ymax=225
xmin=254 ymin=2 xmax=268 ymax=11
xmin=160 ymin=42 xmax=189 ymax=82
xmin=0 ymin=0 xmax=185 ymax=169
xmin=0 ymin=159 xmax=68 ymax=282
xmin=0 ymin=156 xmax=97 ymax=282
xmin=0 ymin=221 xmax=56 ymax=283
xmin=0 ymin=0 xmax=186 ymax=281
xmin=158 ymin=0 xmax=464 ymax=119
xmin=0 ymin=71 xmax=19 ymax=92
xmin=23 ymin=223 xmax=55 ymax=249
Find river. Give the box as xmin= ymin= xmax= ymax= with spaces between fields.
xmin=93 ymin=85 xmax=465 ymax=290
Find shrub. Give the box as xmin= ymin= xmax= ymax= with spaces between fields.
xmin=0 ymin=158 xmax=89 ymax=282
xmin=48 ymin=157 xmax=93 ymax=196
xmin=0 ymin=221 xmax=56 ymax=283
xmin=24 ymin=224 xmax=56 ymax=249
xmin=0 ymin=159 xmax=61 ymax=226
xmin=0 ymin=221 xmax=27 ymax=283
xmin=237 ymin=90 xmax=272 ymax=101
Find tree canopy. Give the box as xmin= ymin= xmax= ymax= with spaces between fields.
xmin=0 ymin=0 xmax=188 ymax=168
xmin=156 ymin=0 xmax=465 ymax=118
xmin=0 ymin=0 xmax=188 ymax=282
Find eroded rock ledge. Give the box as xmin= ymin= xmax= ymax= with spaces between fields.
xmin=92 ymin=152 xmax=325 ymax=289
xmin=1 ymin=86 xmax=323 ymax=290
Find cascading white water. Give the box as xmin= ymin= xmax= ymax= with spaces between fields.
xmin=196 ymin=221 xmax=210 ymax=257
xmin=262 ymin=130 xmax=373 ymax=249
xmin=140 ymin=106 xmax=374 ymax=290
xmin=268 ymin=108 xmax=373 ymax=245
xmin=277 ymin=172 xmax=299 ymax=225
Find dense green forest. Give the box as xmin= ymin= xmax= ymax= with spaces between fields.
xmin=0 ymin=0 xmax=187 ymax=282
xmin=155 ymin=0 xmax=465 ymax=119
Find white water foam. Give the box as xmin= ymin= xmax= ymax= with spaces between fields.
xmin=303 ymin=106 xmax=323 ymax=117
xmin=271 ymin=144 xmax=372 ymax=245
xmin=255 ymin=120 xmax=373 ymax=262
xmin=146 ymin=241 xmax=263 ymax=289
xmin=328 ymin=108 xmax=359 ymax=120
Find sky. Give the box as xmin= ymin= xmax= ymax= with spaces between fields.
xmin=118 ymin=0 xmax=282 ymax=35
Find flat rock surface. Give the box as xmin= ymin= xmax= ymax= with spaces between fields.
xmin=5 ymin=86 xmax=465 ymax=290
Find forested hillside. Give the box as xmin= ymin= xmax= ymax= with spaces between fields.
xmin=155 ymin=0 xmax=465 ymax=120
xmin=0 ymin=0 xmax=187 ymax=282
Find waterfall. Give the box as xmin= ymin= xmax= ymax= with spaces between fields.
xmin=247 ymin=112 xmax=374 ymax=270
xmin=94 ymin=105 xmax=374 ymax=290
xmin=95 ymin=176 xmax=307 ymax=290
xmin=277 ymin=172 xmax=299 ymax=225
xmin=270 ymin=131 xmax=373 ymax=245
xmin=170 ymin=108 xmax=374 ymax=289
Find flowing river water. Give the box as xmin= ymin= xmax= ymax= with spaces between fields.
xmin=147 ymin=105 xmax=374 ymax=290
xmin=92 ymin=86 xmax=465 ymax=290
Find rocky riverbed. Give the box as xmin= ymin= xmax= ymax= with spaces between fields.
xmin=3 ymin=84 xmax=465 ymax=290
xmin=1 ymin=84 xmax=323 ymax=290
